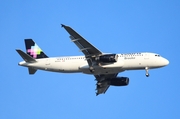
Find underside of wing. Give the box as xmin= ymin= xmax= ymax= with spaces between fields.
xmin=95 ymin=74 xmax=118 ymax=96
xmin=96 ymin=81 xmax=110 ymax=96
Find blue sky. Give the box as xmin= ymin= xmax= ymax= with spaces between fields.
xmin=0 ymin=0 xmax=180 ymax=119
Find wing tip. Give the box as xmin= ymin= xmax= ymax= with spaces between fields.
xmin=61 ymin=24 xmax=65 ymax=28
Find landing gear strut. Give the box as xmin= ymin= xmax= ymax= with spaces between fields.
xmin=145 ymin=67 xmax=149 ymax=77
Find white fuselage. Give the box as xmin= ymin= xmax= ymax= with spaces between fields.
xmin=18 ymin=52 xmax=169 ymax=75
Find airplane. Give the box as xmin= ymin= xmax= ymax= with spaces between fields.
xmin=16 ymin=24 xmax=169 ymax=95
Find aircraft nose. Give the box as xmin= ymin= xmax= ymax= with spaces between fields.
xmin=163 ymin=58 xmax=169 ymax=66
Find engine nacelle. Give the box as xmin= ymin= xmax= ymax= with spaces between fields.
xmin=96 ymin=54 xmax=118 ymax=63
xmin=109 ymin=77 xmax=129 ymax=86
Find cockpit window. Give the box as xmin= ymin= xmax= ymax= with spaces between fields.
xmin=155 ymin=54 xmax=160 ymax=57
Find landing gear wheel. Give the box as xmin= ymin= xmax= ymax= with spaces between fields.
xmin=145 ymin=67 xmax=150 ymax=77
xmin=90 ymin=66 xmax=95 ymax=73
xmin=146 ymin=74 xmax=149 ymax=77
xmin=90 ymin=69 xmax=95 ymax=73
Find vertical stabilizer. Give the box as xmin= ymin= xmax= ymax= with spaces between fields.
xmin=25 ymin=39 xmax=48 ymax=59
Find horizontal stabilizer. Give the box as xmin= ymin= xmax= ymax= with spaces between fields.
xmin=16 ymin=49 xmax=36 ymax=63
xmin=28 ymin=67 xmax=37 ymax=74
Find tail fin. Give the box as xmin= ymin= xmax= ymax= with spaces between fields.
xmin=25 ymin=39 xmax=48 ymax=59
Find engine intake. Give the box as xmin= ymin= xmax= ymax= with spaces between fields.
xmin=109 ymin=77 xmax=129 ymax=86
xmin=96 ymin=54 xmax=118 ymax=63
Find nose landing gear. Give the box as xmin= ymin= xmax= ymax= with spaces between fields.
xmin=145 ymin=67 xmax=149 ymax=77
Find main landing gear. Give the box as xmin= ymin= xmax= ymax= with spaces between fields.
xmin=145 ymin=67 xmax=149 ymax=77
xmin=90 ymin=66 xmax=95 ymax=73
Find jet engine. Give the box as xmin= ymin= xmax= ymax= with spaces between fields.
xmin=109 ymin=77 xmax=129 ymax=86
xmin=95 ymin=54 xmax=118 ymax=63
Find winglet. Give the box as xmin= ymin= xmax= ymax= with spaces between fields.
xmin=16 ymin=49 xmax=36 ymax=63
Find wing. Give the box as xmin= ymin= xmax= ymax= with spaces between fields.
xmin=62 ymin=24 xmax=118 ymax=95
xmin=95 ymin=73 xmax=118 ymax=96
xmin=61 ymin=24 xmax=102 ymax=66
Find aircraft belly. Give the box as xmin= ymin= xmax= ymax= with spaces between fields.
xmin=94 ymin=68 xmax=124 ymax=75
xmin=79 ymin=64 xmax=124 ymax=75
